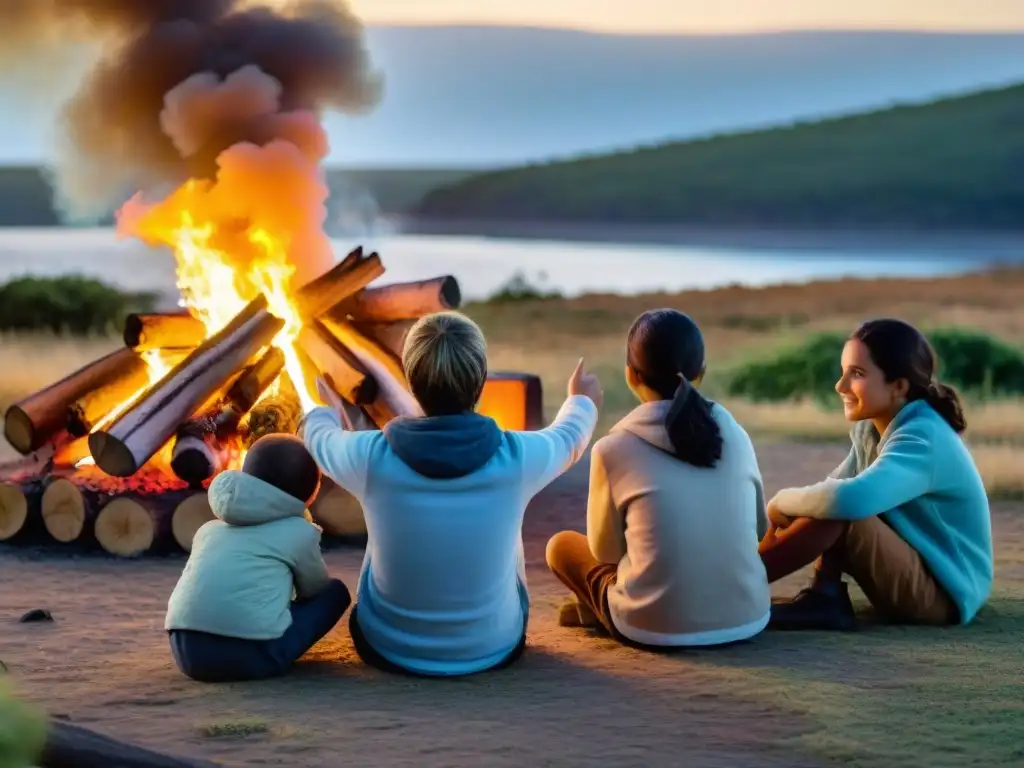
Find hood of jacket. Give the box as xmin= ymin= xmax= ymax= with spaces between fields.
xmin=383 ymin=412 xmax=503 ymax=479
xmin=610 ymin=400 xmax=680 ymax=455
xmin=207 ymin=470 xmax=308 ymax=527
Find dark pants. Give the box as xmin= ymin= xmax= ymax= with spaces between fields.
xmin=348 ymin=605 xmax=527 ymax=678
xmin=170 ymin=579 xmax=351 ymax=683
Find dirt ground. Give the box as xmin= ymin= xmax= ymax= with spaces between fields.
xmin=2 ymin=442 xmax=1021 ymax=768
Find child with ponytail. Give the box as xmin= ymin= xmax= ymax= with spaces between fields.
xmin=546 ymin=309 xmax=771 ymax=648
xmin=761 ymin=318 xmax=993 ymax=631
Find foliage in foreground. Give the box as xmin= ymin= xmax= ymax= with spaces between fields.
xmin=0 ymin=276 xmax=157 ymax=336
xmin=726 ymin=328 xmax=1024 ymax=404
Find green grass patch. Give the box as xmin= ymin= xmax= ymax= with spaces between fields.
xmin=197 ymin=719 xmax=269 ymax=739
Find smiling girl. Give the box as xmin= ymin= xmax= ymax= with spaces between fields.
xmin=758 ymin=319 xmax=993 ymax=631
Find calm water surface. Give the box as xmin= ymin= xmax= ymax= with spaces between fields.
xmin=0 ymin=227 xmax=1012 ymax=308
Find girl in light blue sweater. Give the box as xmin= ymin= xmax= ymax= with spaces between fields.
xmin=759 ymin=319 xmax=993 ymax=631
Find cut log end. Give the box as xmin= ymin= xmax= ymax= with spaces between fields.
xmin=95 ymin=497 xmax=157 ymax=558
xmin=41 ymin=478 xmax=86 ymax=543
xmin=172 ymin=493 xmax=215 ymax=552
xmin=170 ymin=436 xmax=218 ymax=488
xmin=0 ymin=482 xmax=28 ymax=541
xmin=3 ymin=406 xmax=35 ymax=456
xmin=87 ymin=431 xmax=140 ymax=478
xmin=310 ymin=480 xmax=366 ymax=538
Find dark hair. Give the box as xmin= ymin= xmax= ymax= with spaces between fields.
xmin=851 ymin=318 xmax=967 ymax=434
xmin=242 ymin=433 xmax=322 ymax=504
xmin=626 ymin=309 xmax=722 ymax=468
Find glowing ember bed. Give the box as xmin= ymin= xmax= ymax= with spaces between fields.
xmin=0 ymin=260 xmax=543 ymax=558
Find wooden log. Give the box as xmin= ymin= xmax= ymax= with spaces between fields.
xmin=40 ymin=477 xmax=105 ymax=544
xmin=295 ymin=247 xmax=385 ymax=320
xmin=41 ymin=718 xmax=220 ymax=768
xmin=353 ymin=319 xmax=416 ymax=362
xmin=171 ymin=492 xmax=215 ymax=552
xmin=0 ymin=478 xmax=43 ymax=541
xmin=123 ymin=312 xmax=206 ymax=351
xmin=329 ymin=275 xmax=461 ymax=324
xmin=318 ymin=317 xmax=422 ymax=426
xmin=242 ymin=392 xmax=303 ymax=448
xmin=89 ymin=297 xmax=284 ymax=477
xmin=310 ymin=476 xmax=366 ymax=541
xmin=297 ymin=322 xmax=379 ymax=406
xmin=4 ymin=348 xmax=143 ymax=455
xmin=94 ymin=495 xmax=177 ymax=558
xmin=170 ymin=348 xmax=285 ymax=486
xmin=90 ymin=251 xmax=385 ymax=477
xmin=66 ymin=354 xmax=152 ymax=438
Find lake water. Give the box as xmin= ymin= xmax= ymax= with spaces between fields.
xmin=0 ymin=227 xmax=1017 ymax=308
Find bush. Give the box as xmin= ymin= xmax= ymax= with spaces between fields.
xmin=0 ymin=276 xmax=157 ymax=336
xmin=486 ymin=271 xmax=563 ymax=303
xmin=726 ymin=328 xmax=1024 ymax=404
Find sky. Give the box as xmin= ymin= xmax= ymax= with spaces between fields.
xmin=350 ymin=0 xmax=1024 ymax=34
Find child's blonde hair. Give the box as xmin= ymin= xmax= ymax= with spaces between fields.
xmin=402 ymin=311 xmax=488 ymax=416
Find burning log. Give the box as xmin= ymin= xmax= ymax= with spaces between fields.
xmin=354 ymin=319 xmax=416 ymax=363
xmin=297 ymin=323 xmax=379 ymax=406
xmin=123 ymin=312 xmax=206 ymax=351
xmin=295 ymin=247 xmax=385 ymax=320
xmin=0 ymin=479 xmax=42 ymax=542
xmin=91 ymin=250 xmax=385 ymax=477
xmin=171 ymin=493 xmax=215 ymax=553
xmin=66 ymin=355 xmax=153 ymax=438
xmin=4 ymin=348 xmax=145 ymax=455
xmin=89 ymin=297 xmax=285 ymax=477
xmin=94 ymin=495 xmax=178 ymax=558
xmin=318 ymin=316 xmax=422 ymax=426
xmin=170 ymin=347 xmax=285 ymax=486
xmin=329 ymin=275 xmax=461 ymax=324
xmin=242 ymin=391 xmax=303 ymax=449
xmin=40 ymin=476 xmax=108 ymax=545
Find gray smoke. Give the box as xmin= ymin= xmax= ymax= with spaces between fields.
xmin=0 ymin=0 xmax=382 ymax=219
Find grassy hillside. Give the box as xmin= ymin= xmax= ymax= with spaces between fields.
xmin=0 ymin=166 xmax=476 ymax=227
xmin=415 ymin=83 xmax=1024 ymax=230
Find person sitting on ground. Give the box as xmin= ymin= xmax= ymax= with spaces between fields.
xmin=165 ymin=434 xmax=351 ymax=682
xmin=546 ymin=309 xmax=771 ymax=648
xmin=302 ymin=311 xmax=602 ymax=677
xmin=760 ymin=318 xmax=993 ymax=631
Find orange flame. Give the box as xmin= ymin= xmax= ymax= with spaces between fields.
xmin=116 ymin=139 xmax=328 ymax=416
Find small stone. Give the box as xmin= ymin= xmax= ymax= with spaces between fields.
xmin=19 ymin=609 xmax=53 ymax=623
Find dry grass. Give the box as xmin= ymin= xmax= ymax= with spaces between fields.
xmin=3 ymin=268 xmax=1024 ymax=495
xmin=0 ymin=332 xmax=119 ymax=415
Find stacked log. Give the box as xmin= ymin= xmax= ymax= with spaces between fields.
xmin=0 ymin=248 xmax=540 ymax=557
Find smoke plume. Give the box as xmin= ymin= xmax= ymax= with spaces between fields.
xmin=0 ymin=0 xmax=382 ymax=219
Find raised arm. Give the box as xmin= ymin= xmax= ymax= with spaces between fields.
xmin=300 ymin=406 xmax=376 ymax=498
xmin=771 ymin=426 xmax=934 ymax=522
xmin=515 ymin=394 xmax=599 ymax=498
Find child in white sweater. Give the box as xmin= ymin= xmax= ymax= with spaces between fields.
xmin=547 ymin=309 xmax=771 ymax=648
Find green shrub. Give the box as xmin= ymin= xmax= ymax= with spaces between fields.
xmin=486 ymin=271 xmax=563 ymax=303
xmin=0 ymin=276 xmax=157 ymax=336
xmin=726 ymin=328 xmax=1024 ymax=404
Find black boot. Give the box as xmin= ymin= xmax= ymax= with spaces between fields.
xmin=769 ymin=581 xmax=857 ymax=632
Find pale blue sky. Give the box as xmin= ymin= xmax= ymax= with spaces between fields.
xmin=350 ymin=0 xmax=1024 ymax=34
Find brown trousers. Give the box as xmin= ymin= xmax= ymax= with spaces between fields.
xmin=761 ymin=516 xmax=959 ymax=625
xmin=545 ymin=531 xmax=627 ymax=641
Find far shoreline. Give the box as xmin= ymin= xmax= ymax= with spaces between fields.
xmin=392 ymin=216 xmax=1024 ymax=260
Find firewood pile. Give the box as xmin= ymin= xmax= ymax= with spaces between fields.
xmin=0 ymin=247 xmax=462 ymax=558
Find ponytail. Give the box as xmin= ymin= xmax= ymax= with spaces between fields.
xmin=923 ymin=380 xmax=967 ymax=434
xmin=665 ymin=376 xmax=723 ymax=468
